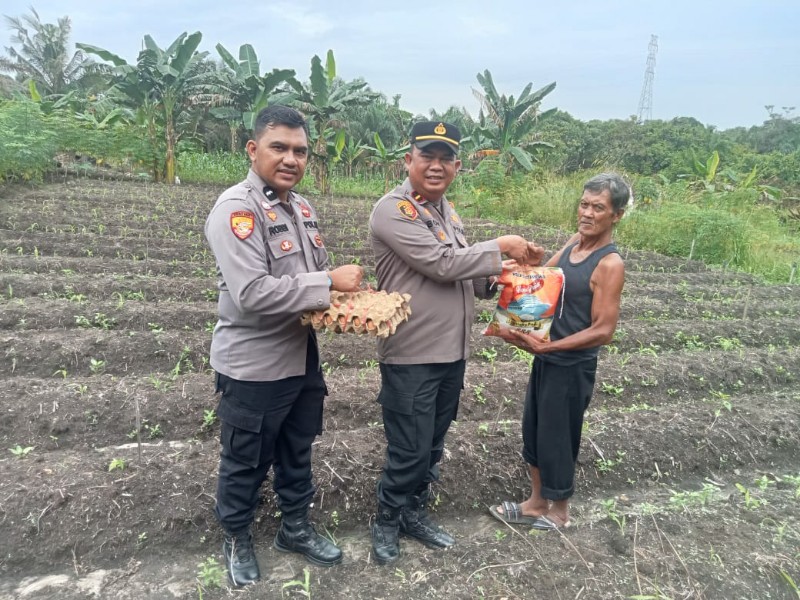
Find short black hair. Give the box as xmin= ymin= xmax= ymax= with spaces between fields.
xmin=584 ymin=173 xmax=630 ymax=214
xmin=253 ymin=105 xmax=309 ymax=140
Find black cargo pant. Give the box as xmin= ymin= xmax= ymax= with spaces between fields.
xmin=376 ymin=360 xmax=466 ymax=509
xmin=522 ymin=357 xmax=597 ymax=500
xmin=214 ymin=341 xmax=326 ymax=534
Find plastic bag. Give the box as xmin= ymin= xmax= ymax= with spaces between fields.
xmin=483 ymin=266 xmax=564 ymax=341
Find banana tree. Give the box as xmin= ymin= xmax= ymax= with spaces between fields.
xmin=472 ymin=69 xmax=556 ymax=173
xmin=78 ymin=31 xmax=208 ymax=183
xmin=363 ymin=132 xmax=407 ymax=193
xmin=679 ymin=150 xmax=720 ymax=192
xmin=288 ymin=50 xmax=378 ymax=193
xmin=211 ymin=43 xmax=296 ymax=150
xmin=337 ymin=133 xmax=368 ymax=177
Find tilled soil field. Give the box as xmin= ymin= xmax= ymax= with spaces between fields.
xmin=0 ymin=179 xmax=798 ymax=600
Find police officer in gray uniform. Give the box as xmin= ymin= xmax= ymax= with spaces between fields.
xmin=205 ymin=105 xmax=363 ymax=586
xmin=368 ymin=121 xmax=544 ymax=564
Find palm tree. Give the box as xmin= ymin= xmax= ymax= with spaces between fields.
xmin=472 ymin=69 xmax=556 ymax=172
xmin=0 ymin=8 xmax=97 ymax=96
xmin=78 ymin=32 xmax=209 ymax=183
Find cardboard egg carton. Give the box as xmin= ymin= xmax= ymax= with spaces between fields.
xmin=301 ymin=290 xmax=412 ymax=338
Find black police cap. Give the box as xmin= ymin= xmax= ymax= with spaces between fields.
xmin=409 ymin=121 xmax=461 ymax=154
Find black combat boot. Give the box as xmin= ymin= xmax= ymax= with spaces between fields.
xmin=222 ymin=529 xmax=260 ymax=587
xmin=399 ymin=487 xmax=455 ymax=549
xmin=274 ymin=509 xmax=343 ymax=567
xmin=372 ymin=504 xmax=401 ymax=565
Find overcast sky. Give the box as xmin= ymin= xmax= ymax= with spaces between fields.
xmin=3 ymin=1 xmax=798 ymax=130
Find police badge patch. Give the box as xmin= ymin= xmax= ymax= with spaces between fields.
xmin=230 ymin=211 xmax=255 ymax=240
xmin=396 ymin=200 xmax=418 ymax=220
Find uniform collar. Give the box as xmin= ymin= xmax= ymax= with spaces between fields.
xmin=246 ymin=169 xmax=294 ymax=205
xmin=402 ymin=178 xmax=446 ymax=207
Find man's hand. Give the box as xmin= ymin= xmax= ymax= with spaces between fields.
xmin=495 ymin=235 xmax=528 ymax=262
xmin=329 ymin=265 xmax=363 ymax=292
xmin=495 ymin=327 xmax=551 ymax=355
xmin=525 ymin=242 xmax=545 ymax=266
xmin=496 ymin=236 xmax=546 ymax=266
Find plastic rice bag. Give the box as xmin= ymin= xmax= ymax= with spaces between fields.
xmin=483 ymin=265 xmax=564 ymax=341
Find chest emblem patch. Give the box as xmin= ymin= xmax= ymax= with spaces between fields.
xmin=266 ymin=210 xmax=278 ymax=222
xmin=397 ymin=200 xmax=418 ymax=220
xmin=437 ymin=230 xmax=446 ymax=241
xmin=300 ymin=204 xmax=312 ymax=218
xmin=230 ymin=211 xmax=255 ymax=240
xmin=314 ymin=234 xmax=324 ymax=247
xmin=280 ymin=240 xmax=294 ymax=252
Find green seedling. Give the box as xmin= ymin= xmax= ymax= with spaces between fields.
xmin=196 ymin=556 xmax=225 ymax=589
xmin=600 ymin=382 xmax=624 ymax=397
xmin=108 ymin=458 xmax=126 ymax=471
xmin=599 ymin=498 xmax=626 ymax=533
xmin=201 ymin=409 xmax=217 ymax=430
xmin=282 ymin=566 xmax=311 ymax=598
xmin=9 ymin=445 xmax=34 ymax=458
xmin=473 ymin=383 xmax=487 ymax=404
xmin=596 ymin=450 xmax=626 ymax=473
xmin=735 ymin=483 xmax=764 ymax=510
xmin=668 ymin=483 xmax=718 ymax=511
xmin=478 ymin=347 xmax=497 ymax=363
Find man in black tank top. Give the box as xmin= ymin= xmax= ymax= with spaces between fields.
xmin=489 ymin=173 xmax=629 ymax=531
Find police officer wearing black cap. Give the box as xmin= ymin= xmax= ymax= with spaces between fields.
xmin=205 ymin=105 xmax=363 ymax=586
xmin=368 ymin=121 xmax=543 ymax=564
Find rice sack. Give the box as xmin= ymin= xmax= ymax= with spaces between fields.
xmin=483 ymin=266 xmax=564 ymax=340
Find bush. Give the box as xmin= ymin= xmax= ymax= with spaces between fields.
xmin=0 ymin=100 xmax=58 ymax=181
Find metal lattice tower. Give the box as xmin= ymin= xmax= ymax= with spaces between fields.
xmin=637 ymin=35 xmax=658 ymax=122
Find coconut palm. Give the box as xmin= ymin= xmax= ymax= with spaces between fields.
xmin=0 ymin=8 xmax=97 ymax=96
xmin=472 ymin=69 xmax=556 ymax=172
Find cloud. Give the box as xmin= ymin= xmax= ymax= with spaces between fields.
xmin=266 ymin=3 xmax=335 ymax=37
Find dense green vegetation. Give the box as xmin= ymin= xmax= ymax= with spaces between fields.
xmin=1 ymin=8 xmax=798 ymax=281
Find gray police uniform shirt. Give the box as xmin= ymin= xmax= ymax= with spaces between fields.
xmin=205 ymin=169 xmax=330 ymax=382
xmin=369 ymin=178 xmax=503 ymax=365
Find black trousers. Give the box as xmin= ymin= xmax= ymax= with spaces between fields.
xmin=376 ymin=360 xmax=466 ymax=509
xmin=214 ymin=342 xmax=326 ymax=534
xmin=522 ymin=357 xmax=597 ymax=500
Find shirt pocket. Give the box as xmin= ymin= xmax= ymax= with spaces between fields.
xmin=266 ymin=234 xmax=302 ymax=261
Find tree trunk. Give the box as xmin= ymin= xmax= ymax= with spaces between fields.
xmin=165 ymin=117 xmax=177 ymax=185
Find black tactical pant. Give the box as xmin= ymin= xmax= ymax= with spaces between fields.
xmin=376 ymin=360 xmax=466 ymax=509
xmin=522 ymin=357 xmax=597 ymax=500
xmin=214 ymin=343 xmax=326 ymax=534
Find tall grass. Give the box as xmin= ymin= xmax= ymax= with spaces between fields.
xmin=457 ymin=168 xmax=799 ymax=283
xmin=126 ymin=150 xmax=800 ymax=283
xmin=178 ymin=152 xmax=249 ymax=184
